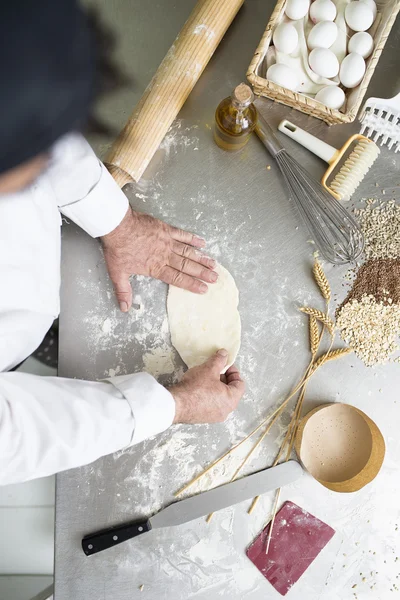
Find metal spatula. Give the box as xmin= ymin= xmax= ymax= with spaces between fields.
xmin=82 ymin=460 xmax=303 ymax=556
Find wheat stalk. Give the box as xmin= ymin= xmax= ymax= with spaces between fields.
xmin=313 ymin=261 xmax=331 ymax=302
xmin=263 ymin=386 xmax=308 ymax=551
xmin=176 ymin=262 xmax=345 ymax=522
xmin=177 ymin=362 xmax=315 ymax=500
xmin=248 ymin=376 xmax=310 ymax=515
xmin=312 ymin=347 xmax=353 ymax=371
xmin=309 ymin=316 xmax=320 ymax=356
xmin=300 ymin=307 xmax=335 ymax=334
xmin=174 ymin=393 xmax=298 ymax=497
xmin=206 ymin=401 xmax=288 ymax=522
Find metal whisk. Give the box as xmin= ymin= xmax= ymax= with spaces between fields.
xmin=256 ymin=114 xmax=364 ymax=265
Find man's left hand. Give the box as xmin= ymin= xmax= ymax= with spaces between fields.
xmin=101 ymin=208 xmax=218 ymax=312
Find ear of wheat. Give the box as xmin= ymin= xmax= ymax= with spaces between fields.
xmin=309 ymin=316 xmax=320 ymax=356
xmin=300 ymin=307 xmax=335 ymax=334
xmin=313 ymin=347 xmax=353 ymax=371
xmin=313 ymin=261 xmax=331 ymax=302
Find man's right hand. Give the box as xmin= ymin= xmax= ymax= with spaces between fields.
xmin=169 ymin=349 xmax=245 ymax=424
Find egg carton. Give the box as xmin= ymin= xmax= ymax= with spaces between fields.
xmin=247 ymin=0 xmax=399 ymax=125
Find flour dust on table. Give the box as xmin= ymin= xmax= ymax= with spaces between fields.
xmin=167 ymin=263 xmax=241 ymax=373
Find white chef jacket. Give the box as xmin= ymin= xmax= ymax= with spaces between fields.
xmin=0 ymin=133 xmax=176 ymax=485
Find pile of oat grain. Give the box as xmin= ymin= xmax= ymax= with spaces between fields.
xmin=337 ymin=295 xmax=400 ymax=366
xmin=354 ymin=198 xmax=400 ymax=260
xmin=336 ymin=198 xmax=400 ymax=366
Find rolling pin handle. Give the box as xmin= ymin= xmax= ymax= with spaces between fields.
xmin=104 ymin=162 xmax=134 ymax=188
xmin=105 ymin=0 xmax=245 ymax=184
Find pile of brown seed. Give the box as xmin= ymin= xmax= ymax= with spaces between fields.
xmin=338 ymin=259 xmax=400 ymax=308
xmin=336 ymin=198 xmax=400 ymax=366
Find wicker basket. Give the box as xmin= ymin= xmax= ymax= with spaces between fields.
xmin=247 ymin=0 xmax=400 ymax=125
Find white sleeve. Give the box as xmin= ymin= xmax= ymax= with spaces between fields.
xmin=0 ymin=372 xmax=175 ymax=486
xmin=45 ymin=132 xmax=129 ymax=238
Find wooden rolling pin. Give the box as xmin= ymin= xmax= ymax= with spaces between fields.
xmin=105 ymin=0 xmax=244 ymax=186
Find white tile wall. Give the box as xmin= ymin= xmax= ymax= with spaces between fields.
xmin=0 ymin=358 xmax=56 ymax=599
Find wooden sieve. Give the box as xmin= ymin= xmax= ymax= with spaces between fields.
xmin=295 ymin=403 xmax=385 ymax=493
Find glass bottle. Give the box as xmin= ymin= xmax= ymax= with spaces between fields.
xmin=214 ymin=83 xmax=257 ymax=151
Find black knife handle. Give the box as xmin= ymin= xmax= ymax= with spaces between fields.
xmin=82 ymin=519 xmax=152 ymax=556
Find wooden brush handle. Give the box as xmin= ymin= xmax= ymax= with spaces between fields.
xmin=105 ymin=0 xmax=244 ymax=186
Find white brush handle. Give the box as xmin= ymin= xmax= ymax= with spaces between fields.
xmin=278 ymin=120 xmax=337 ymax=165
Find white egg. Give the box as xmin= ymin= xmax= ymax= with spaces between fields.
xmin=307 ymin=21 xmax=338 ymax=50
xmin=309 ymin=48 xmax=339 ymax=78
xmin=360 ymin=0 xmax=377 ymax=20
xmin=309 ymin=0 xmax=337 ymax=23
xmin=267 ymin=64 xmax=300 ymax=91
xmin=273 ymin=22 xmax=299 ymax=54
xmin=348 ymin=31 xmax=374 ymax=58
xmin=315 ymin=86 xmax=346 ymax=109
xmin=345 ymin=1 xmax=374 ymax=31
xmin=339 ymin=52 xmax=366 ymax=88
xmin=285 ymin=0 xmax=310 ymax=20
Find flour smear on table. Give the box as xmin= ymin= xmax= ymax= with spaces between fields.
xmin=70 ymin=121 xmax=400 ymax=598
xmin=72 ymin=122 xmax=310 ymax=594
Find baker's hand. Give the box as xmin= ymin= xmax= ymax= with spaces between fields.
xmin=101 ymin=207 xmax=218 ymax=312
xmin=169 ymin=349 xmax=245 ymax=424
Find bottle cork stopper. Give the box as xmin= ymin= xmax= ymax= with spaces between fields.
xmin=233 ymin=83 xmax=254 ymax=104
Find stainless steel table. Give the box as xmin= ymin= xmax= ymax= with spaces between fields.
xmin=56 ymin=2 xmax=400 ymax=598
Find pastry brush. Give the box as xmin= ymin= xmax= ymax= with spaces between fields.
xmin=278 ymin=119 xmax=380 ymax=201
